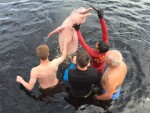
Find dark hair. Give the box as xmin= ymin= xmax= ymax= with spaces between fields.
xmin=76 ymin=51 xmax=90 ymax=68
xmin=98 ymin=41 xmax=109 ymax=53
xmin=36 ymin=44 xmax=49 ymax=60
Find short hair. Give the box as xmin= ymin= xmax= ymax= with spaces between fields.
xmin=76 ymin=50 xmax=90 ymax=68
xmin=98 ymin=41 xmax=109 ymax=53
xmin=105 ymin=50 xmax=123 ymax=66
xmin=36 ymin=44 xmax=49 ymax=60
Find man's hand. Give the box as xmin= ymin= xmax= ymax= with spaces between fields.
xmin=89 ymin=5 xmax=103 ymax=19
xmin=97 ymin=9 xmax=103 ymax=19
xmin=16 ymin=76 xmax=23 ymax=83
xmin=72 ymin=24 xmax=81 ymax=31
xmin=72 ymin=56 xmax=77 ymax=64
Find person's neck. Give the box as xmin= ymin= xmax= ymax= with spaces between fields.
xmin=40 ymin=58 xmax=50 ymax=64
xmin=77 ymin=65 xmax=88 ymax=71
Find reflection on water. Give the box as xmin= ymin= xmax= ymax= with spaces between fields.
xmin=0 ymin=0 xmax=150 ymax=113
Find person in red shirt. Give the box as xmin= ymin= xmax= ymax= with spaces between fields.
xmin=72 ymin=7 xmax=109 ymax=73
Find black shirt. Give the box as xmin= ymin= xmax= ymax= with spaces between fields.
xmin=68 ymin=67 xmax=101 ymax=97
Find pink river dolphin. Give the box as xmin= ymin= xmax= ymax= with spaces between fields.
xmin=47 ymin=7 xmax=93 ymax=55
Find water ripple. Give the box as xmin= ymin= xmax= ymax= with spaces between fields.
xmin=0 ymin=0 xmax=150 ymax=113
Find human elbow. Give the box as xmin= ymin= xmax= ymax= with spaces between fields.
xmin=27 ymin=87 xmax=33 ymax=91
xmin=96 ymin=93 xmax=112 ymax=100
xmin=105 ymin=94 xmax=112 ymax=100
xmin=26 ymin=86 xmax=33 ymax=91
xmin=106 ymin=95 xmax=112 ymax=99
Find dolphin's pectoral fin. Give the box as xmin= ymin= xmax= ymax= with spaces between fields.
xmin=48 ymin=26 xmax=65 ymax=38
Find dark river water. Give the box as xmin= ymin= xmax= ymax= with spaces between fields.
xmin=0 ymin=0 xmax=150 ymax=113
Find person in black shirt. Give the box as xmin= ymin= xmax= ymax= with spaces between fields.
xmin=63 ymin=50 xmax=101 ymax=98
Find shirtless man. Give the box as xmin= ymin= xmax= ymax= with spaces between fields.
xmin=94 ymin=50 xmax=127 ymax=100
xmin=16 ymin=43 xmax=67 ymax=91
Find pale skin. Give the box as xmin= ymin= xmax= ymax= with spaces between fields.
xmin=16 ymin=43 xmax=67 ymax=91
xmin=47 ymin=7 xmax=93 ymax=55
xmin=94 ymin=53 xmax=127 ymax=100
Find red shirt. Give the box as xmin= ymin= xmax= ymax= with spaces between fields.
xmin=76 ymin=18 xmax=109 ymax=73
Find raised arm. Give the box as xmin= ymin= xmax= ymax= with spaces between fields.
xmin=59 ymin=41 xmax=68 ymax=61
xmin=47 ymin=25 xmax=65 ymax=38
xmin=52 ymin=41 xmax=68 ymax=67
xmin=99 ymin=17 xmax=109 ymax=44
xmin=16 ymin=68 xmax=37 ymax=91
xmin=90 ymin=5 xmax=109 ymax=44
xmin=72 ymin=24 xmax=95 ymax=55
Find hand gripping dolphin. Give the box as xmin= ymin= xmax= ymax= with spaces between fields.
xmin=47 ymin=7 xmax=93 ymax=55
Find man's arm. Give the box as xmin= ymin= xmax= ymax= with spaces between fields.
xmin=63 ymin=56 xmax=76 ymax=83
xmin=72 ymin=24 xmax=95 ymax=56
xmin=63 ymin=63 xmax=76 ymax=83
xmin=100 ymin=18 xmax=109 ymax=44
xmin=94 ymin=80 xmax=115 ymax=100
xmin=92 ymin=6 xmax=109 ymax=44
xmin=52 ymin=42 xmax=68 ymax=67
xmin=16 ymin=68 xmax=37 ymax=91
xmin=47 ymin=25 xmax=65 ymax=38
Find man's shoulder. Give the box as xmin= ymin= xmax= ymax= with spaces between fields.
xmin=88 ymin=68 xmax=101 ymax=76
xmin=32 ymin=64 xmax=41 ymax=68
xmin=68 ymin=68 xmax=77 ymax=73
xmin=31 ymin=66 xmax=38 ymax=70
xmin=88 ymin=67 xmax=99 ymax=72
xmin=31 ymin=65 xmax=41 ymax=72
xmin=30 ymin=66 xmax=40 ymax=77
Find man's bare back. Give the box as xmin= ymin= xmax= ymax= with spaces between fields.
xmin=33 ymin=58 xmax=63 ymax=89
xmin=16 ymin=44 xmax=67 ymax=91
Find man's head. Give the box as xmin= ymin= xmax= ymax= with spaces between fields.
xmin=105 ymin=50 xmax=123 ymax=66
xmin=76 ymin=50 xmax=90 ymax=68
xmin=96 ymin=41 xmax=109 ymax=53
xmin=36 ymin=44 xmax=49 ymax=60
